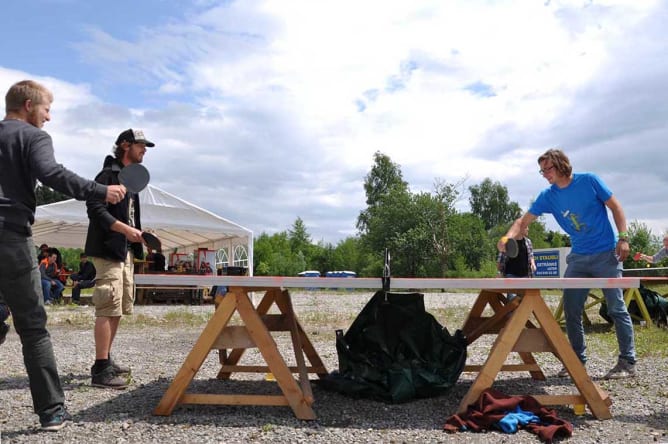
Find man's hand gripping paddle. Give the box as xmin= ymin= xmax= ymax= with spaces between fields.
xmin=118 ymin=163 xmax=150 ymax=193
xmin=142 ymin=232 xmax=162 ymax=251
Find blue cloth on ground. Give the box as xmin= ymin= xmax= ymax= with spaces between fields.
xmin=497 ymin=405 xmax=541 ymax=433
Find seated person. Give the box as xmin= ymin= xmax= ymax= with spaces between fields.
xmin=39 ymin=250 xmax=64 ymax=304
xmin=36 ymin=243 xmax=49 ymax=262
xmin=199 ymin=261 xmax=213 ymax=275
xmin=52 ymin=247 xmax=63 ymax=269
xmin=70 ymin=253 xmax=96 ymax=304
xmin=146 ymin=248 xmax=166 ymax=272
xmin=58 ymin=262 xmax=71 ymax=285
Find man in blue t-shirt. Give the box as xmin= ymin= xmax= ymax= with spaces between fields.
xmin=498 ymin=148 xmax=636 ymax=380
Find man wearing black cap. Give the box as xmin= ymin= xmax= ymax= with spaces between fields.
xmin=85 ymin=128 xmax=155 ymax=389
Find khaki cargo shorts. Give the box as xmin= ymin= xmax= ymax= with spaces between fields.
xmin=91 ymin=253 xmax=134 ymax=317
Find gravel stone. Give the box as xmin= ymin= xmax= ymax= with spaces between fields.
xmin=1 ymin=291 xmax=667 ymax=443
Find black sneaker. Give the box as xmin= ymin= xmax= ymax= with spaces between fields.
xmin=91 ymin=365 xmax=129 ymax=390
xmin=0 ymin=322 xmax=9 ymax=345
xmin=40 ymin=408 xmax=73 ymax=431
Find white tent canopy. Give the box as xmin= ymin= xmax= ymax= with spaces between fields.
xmin=33 ymin=185 xmax=253 ymax=273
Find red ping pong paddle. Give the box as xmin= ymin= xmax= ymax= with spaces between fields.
xmin=633 ymin=252 xmax=642 ymax=261
xmin=505 ymin=237 xmax=519 ymax=258
xmin=142 ymin=232 xmax=162 ymax=251
xmin=118 ymin=163 xmax=150 ymax=193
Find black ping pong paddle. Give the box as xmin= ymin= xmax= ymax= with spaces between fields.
xmin=118 ymin=163 xmax=150 ymax=193
xmin=505 ymin=237 xmax=519 ymax=258
xmin=142 ymin=232 xmax=162 ymax=251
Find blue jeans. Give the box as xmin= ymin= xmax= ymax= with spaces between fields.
xmin=563 ymin=250 xmax=636 ymax=364
xmin=41 ymin=278 xmax=64 ymax=302
xmin=0 ymin=230 xmax=65 ymax=417
xmin=503 ymin=273 xmax=529 ymax=301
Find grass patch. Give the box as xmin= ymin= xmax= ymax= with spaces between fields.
xmin=43 ymin=306 xmax=212 ymax=328
xmin=298 ymin=311 xmax=357 ymax=326
xmin=162 ymin=310 xmax=211 ymax=326
xmin=586 ymin=322 xmax=668 ymax=359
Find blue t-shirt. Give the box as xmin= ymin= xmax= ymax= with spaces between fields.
xmin=529 ymin=173 xmax=616 ymax=254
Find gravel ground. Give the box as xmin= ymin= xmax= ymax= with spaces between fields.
xmin=1 ymin=291 xmax=667 ymax=443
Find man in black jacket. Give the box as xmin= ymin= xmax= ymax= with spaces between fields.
xmin=70 ymin=253 xmax=96 ymax=304
xmin=0 ymin=80 xmax=126 ymax=431
xmin=85 ymin=128 xmax=155 ymax=389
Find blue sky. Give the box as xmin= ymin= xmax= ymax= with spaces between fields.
xmin=2 ymin=0 xmax=667 ymax=245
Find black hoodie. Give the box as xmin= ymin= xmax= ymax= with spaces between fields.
xmin=84 ymin=155 xmax=143 ymax=261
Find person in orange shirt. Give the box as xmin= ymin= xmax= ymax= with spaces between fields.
xmin=39 ymin=250 xmax=64 ymax=304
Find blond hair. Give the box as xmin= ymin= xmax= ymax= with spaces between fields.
xmin=5 ymin=80 xmax=53 ymax=113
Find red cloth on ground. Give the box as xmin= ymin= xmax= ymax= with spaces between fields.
xmin=444 ymin=388 xmax=573 ymax=443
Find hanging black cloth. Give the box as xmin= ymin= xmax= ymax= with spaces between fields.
xmin=319 ymin=290 xmax=467 ymax=403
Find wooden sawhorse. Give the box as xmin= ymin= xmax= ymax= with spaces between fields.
xmin=459 ymin=288 xmax=612 ymax=419
xmin=153 ymin=286 xmax=328 ymax=419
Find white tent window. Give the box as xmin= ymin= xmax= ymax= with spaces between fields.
xmin=216 ymin=248 xmax=229 ymax=268
xmin=233 ymin=245 xmax=248 ymax=268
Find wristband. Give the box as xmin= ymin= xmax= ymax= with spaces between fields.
xmin=618 ymin=231 xmax=628 ymax=238
xmin=501 ymin=236 xmax=508 ymax=244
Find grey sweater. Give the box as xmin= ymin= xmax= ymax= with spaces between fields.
xmin=0 ymin=119 xmax=107 ymax=234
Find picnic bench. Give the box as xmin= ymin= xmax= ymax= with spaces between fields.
xmin=553 ymin=275 xmax=668 ymax=326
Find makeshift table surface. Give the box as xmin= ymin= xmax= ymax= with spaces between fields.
xmin=134 ymin=275 xmax=640 ymax=420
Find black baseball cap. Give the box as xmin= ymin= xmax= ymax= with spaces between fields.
xmin=115 ymin=129 xmax=155 ymax=147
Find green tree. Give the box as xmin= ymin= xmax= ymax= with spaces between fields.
xmin=330 ymin=237 xmax=364 ymax=273
xmin=357 ymin=152 xmax=474 ymax=277
xmin=289 ymin=217 xmax=312 ymax=259
xmin=468 ymin=178 xmax=522 ymax=231
xmin=357 ymin=151 xmax=408 ymax=234
xmin=626 ymin=220 xmax=662 ymax=268
xmin=412 ymin=181 xmax=462 ymax=276
xmin=310 ymin=241 xmax=335 ymax=274
xmin=253 ymin=232 xmax=300 ymax=276
xmin=447 ymin=212 xmax=489 ymax=272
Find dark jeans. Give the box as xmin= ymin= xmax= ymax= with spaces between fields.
xmin=0 ymin=230 xmax=64 ymax=417
xmin=71 ymin=279 xmax=95 ymax=301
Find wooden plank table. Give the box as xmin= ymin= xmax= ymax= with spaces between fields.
xmin=133 ymin=275 xmax=640 ymax=420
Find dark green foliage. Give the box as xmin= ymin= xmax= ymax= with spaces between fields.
xmin=468 ymin=178 xmax=522 ymax=231
xmin=35 ymin=183 xmax=70 ymax=205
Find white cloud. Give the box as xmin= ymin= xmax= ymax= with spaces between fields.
xmin=2 ymin=0 xmax=666 ymax=243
